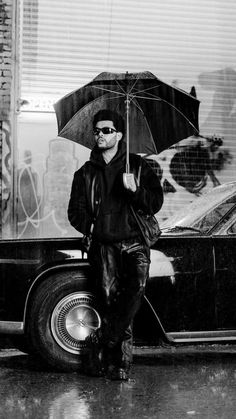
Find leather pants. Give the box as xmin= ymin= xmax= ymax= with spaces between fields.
xmin=89 ymin=238 xmax=150 ymax=369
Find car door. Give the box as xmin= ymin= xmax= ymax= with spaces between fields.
xmin=213 ymin=212 xmax=236 ymax=330
xmin=0 ymin=240 xmax=37 ymax=321
xmin=147 ymin=235 xmax=216 ymax=333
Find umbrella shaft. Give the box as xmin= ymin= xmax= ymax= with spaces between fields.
xmin=126 ymin=96 xmax=130 ymax=173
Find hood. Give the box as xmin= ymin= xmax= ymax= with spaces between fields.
xmin=89 ymin=141 xmax=127 ymax=168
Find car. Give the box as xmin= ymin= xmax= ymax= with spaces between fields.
xmin=0 ymin=181 xmax=236 ymax=371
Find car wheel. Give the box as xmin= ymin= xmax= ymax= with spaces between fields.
xmin=27 ymin=270 xmax=101 ymax=371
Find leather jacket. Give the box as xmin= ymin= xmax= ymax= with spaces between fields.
xmin=68 ymin=142 xmax=163 ymax=243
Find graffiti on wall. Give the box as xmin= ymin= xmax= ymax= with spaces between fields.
xmin=2 ymin=120 xmax=13 ymax=237
xmin=146 ymin=133 xmax=233 ymax=220
xmin=16 ymin=138 xmax=79 ymax=239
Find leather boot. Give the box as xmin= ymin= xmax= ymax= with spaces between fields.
xmin=83 ymin=329 xmax=105 ymax=377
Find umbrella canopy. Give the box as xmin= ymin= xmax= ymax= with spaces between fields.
xmin=54 ymin=71 xmax=200 ymax=157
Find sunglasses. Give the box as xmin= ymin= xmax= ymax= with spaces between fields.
xmin=93 ymin=127 xmax=117 ymax=135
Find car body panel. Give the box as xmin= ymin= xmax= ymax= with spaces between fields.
xmin=0 ymin=239 xmax=87 ymax=322
xmin=150 ymin=237 xmax=216 ymax=333
xmin=0 ymin=182 xmax=236 ymax=350
xmin=213 ymin=236 xmax=236 ymax=329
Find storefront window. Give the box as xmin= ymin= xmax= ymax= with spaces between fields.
xmin=15 ymin=0 xmax=236 ymax=239
xmin=17 ymin=112 xmax=90 ymax=238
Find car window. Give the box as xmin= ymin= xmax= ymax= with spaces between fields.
xmin=228 ymin=221 xmax=236 ymax=234
xmin=160 ymin=185 xmax=236 ymax=231
xmin=226 ymin=213 xmax=236 ymax=234
xmin=192 ymin=196 xmax=236 ymax=233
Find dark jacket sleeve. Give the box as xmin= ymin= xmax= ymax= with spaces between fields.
xmin=128 ymin=157 xmax=163 ymax=215
xmin=68 ymin=168 xmax=92 ymax=235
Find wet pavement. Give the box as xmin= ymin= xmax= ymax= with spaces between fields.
xmin=1 ymin=345 xmax=236 ymax=418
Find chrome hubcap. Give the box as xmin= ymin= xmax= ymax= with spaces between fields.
xmin=51 ymin=292 xmax=101 ymax=354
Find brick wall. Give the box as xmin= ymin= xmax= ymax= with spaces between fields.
xmin=0 ymin=0 xmax=15 ymax=348
xmin=0 ymin=0 xmax=12 ymax=116
xmin=0 ymin=0 xmax=15 ymax=238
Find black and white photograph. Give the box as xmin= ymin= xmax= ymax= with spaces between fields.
xmin=0 ymin=0 xmax=236 ymax=417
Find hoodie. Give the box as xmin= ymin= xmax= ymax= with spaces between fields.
xmin=68 ymin=142 xmax=163 ymax=243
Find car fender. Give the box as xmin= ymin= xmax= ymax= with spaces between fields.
xmin=23 ymin=261 xmax=91 ymax=329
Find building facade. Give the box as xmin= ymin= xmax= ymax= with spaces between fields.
xmin=0 ymin=0 xmax=18 ymax=238
xmin=1 ymin=0 xmax=236 ymax=240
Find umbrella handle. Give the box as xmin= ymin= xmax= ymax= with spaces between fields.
xmin=125 ymin=96 xmax=130 ymax=174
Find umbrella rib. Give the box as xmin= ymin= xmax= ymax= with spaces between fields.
xmin=127 ymin=73 xmax=142 ymax=95
xmin=131 ymin=97 xmax=145 ymax=115
xmin=131 ymin=89 xmax=163 ymax=101
xmin=93 ymin=82 xmax=162 ymax=101
xmin=132 ymin=95 xmax=162 ymax=101
xmin=161 ymin=98 xmax=199 ymax=132
xmin=102 ymin=94 xmax=128 ymax=101
xmin=115 ymin=79 xmax=129 ymax=95
xmin=131 ymin=98 xmax=158 ymax=154
xmin=92 ymin=86 xmax=126 ymax=97
xmin=133 ymin=95 xmax=199 ymax=132
xmin=131 ymin=84 xmax=161 ymax=96
xmin=132 ymin=94 xmax=199 ymax=132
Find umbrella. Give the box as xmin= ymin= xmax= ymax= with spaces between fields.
xmin=54 ymin=71 xmax=200 ymax=172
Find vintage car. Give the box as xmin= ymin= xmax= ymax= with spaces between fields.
xmin=0 ymin=181 xmax=236 ymax=371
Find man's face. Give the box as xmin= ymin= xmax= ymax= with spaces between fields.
xmin=94 ymin=120 xmax=122 ymax=150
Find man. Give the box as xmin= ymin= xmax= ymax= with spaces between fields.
xmin=68 ymin=109 xmax=163 ymax=380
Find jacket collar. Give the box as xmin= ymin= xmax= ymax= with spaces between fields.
xmin=90 ymin=141 xmax=126 ymax=167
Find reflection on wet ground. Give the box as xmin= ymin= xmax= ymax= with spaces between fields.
xmin=1 ymin=346 xmax=236 ymax=418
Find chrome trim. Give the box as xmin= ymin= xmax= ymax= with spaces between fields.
xmin=0 ymin=259 xmax=40 ymax=264
xmin=144 ymin=295 xmax=166 ymax=335
xmin=167 ymin=330 xmax=236 ymax=343
xmin=0 ymin=321 xmax=24 ymax=334
xmin=212 ymin=245 xmax=216 ymax=278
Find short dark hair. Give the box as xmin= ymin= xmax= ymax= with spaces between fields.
xmin=93 ymin=109 xmax=125 ymax=135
